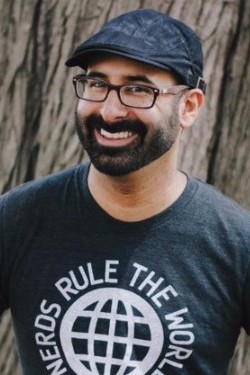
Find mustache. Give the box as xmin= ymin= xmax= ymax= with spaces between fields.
xmin=84 ymin=114 xmax=147 ymax=135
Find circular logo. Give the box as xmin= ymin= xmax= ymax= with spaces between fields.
xmin=60 ymin=288 xmax=164 ymax=375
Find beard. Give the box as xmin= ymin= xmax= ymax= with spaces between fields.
xmin=75 ymin=105 xmax=180 ymax=176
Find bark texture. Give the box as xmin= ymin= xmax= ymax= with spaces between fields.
xmin=0 ymin=0 xmax=249 ymax=374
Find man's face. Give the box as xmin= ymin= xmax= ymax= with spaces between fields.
xmin=75 ymin=55 xmax=183 ymax=176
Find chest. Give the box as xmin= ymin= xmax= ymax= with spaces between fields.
xmin=9 ymin=224 xmax=243 ymax=374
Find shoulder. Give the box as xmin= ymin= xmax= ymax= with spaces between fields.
xmin=0 ymin=164 xmax=89 ymax=221
xmin=193 ymin=177 xmax=250 ymax=217
xmin=190 ymin=177 xmax=250 ymax=240
xmin=1 ymin=165 xmax=86 ymax=205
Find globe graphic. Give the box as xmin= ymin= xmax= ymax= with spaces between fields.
xmin=60 ymin=288 xmax=164 ymax=375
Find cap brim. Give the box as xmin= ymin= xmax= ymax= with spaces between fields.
xmin=65 ymin=45 xmax=172 ymax=72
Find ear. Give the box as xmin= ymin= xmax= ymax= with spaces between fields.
xmin=179 ymin=89 xmax=205 ymax=129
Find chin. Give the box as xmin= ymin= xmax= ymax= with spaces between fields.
xmin=90 ymin=158 xmax=141 ymax=177
xmin=89 ymin=149 xmax=168 ymax=177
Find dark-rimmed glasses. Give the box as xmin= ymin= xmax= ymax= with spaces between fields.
xmin=73 ymin=75 xmax=189 ymax=109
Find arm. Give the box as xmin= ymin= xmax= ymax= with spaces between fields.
xmin=0 ymin=194 xmax=9 ymax=316
xmin=242 ymin=258 xmax=250 ymax=334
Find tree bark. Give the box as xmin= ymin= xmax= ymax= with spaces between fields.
xmin=0 ymin=0 xmax=249 ymax=374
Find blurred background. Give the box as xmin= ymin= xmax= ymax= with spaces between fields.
xmin=0 ymin=0 xmax=249 ymax=374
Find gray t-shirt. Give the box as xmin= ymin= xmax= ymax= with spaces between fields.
xmin=0 ymin=164 xmax=249 ymax=375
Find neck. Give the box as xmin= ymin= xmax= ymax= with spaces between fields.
xmin=88 ymin=145 xmax=187 ymax=222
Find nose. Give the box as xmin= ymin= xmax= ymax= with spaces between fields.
xmin=99 ymin=89 xmax=129 ymax=124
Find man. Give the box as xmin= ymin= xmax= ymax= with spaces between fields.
xmin=0 ymin=8 xmax=249 ymax=375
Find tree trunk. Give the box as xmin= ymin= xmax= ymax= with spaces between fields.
xmin=0 ymin=0 xmax=249 ymax=374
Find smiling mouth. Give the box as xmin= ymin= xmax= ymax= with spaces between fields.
xmin=100 ymin=128 xmax=134 ymax=140
xmin=94 ymin=127 xmax=139 ymax=148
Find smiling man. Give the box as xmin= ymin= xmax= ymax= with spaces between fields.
xmin=75 ymin=55 xmax=189 ymax=177
xmin=0 ymin=8 xmax=250 ymax=375
xmin=70 ymin=47 xmax=204 ymax=221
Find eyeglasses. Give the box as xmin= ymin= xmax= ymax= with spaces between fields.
xmin=73 ymin=75 xmax=189 ymax=109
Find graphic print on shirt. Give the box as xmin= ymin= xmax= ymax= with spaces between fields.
xmin=34 ymin=260 xmax=195 ymax=375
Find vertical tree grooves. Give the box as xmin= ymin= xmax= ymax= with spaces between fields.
xmin=207 ymin=0 xmax=250 ymax=208
xmin=207 ymin=0 xmax=244 ymax=183
xmin=0 ymin=312 xmax=19 ymax=375
xmin=0 ymin=1 xmax=249 ymax=374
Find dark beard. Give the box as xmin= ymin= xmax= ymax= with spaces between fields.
xmin=75 ymin=112 xmax=180 ymax=176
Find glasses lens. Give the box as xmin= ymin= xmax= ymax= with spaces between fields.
xmin=120 ymin=85 xmax=154 ymax=108
xmin=74 ymin=77 xmax=156 ymax=108
xmin=76 ymin=78 xmax=108 ymax=101
xmin=75 ymin=79 xmax=85 ymax=98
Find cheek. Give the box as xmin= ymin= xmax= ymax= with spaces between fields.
xmin=77 ymin=100 xmax=100 ymax=118
xmin=134 ymin=108 xmax=157 ymax=127
xmin=76 ymin=101 xmax=85 ymax=119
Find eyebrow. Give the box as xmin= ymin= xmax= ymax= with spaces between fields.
xmin=86 ymin=72 xmax=107 ymax=79
xmin=86 ymin=71 xmax=154 ymax=85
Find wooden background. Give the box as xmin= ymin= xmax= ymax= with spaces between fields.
xmin=0 ymin=0 xmax=249 ymax=374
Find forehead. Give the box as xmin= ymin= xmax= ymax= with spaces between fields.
xmin=86 ymin=53 xmax=176 ymax=83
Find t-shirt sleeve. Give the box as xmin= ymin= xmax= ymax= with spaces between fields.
xmin=242 ymin=257 xmax=250 ymax=335
xmin=0 ymin=194 xmax=9 ymax=316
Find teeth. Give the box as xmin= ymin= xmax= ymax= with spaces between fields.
xmin=100 ymin=128 xmax=134 ymax=139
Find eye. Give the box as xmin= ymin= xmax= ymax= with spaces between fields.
xmin=87 ymin=79 xmax=107 ymax=89
xmin=124 ymin=85 xmax=153 ymax=96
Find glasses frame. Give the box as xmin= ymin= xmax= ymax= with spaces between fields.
xmin=72 ymin=74 xmax=189 ymax=109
